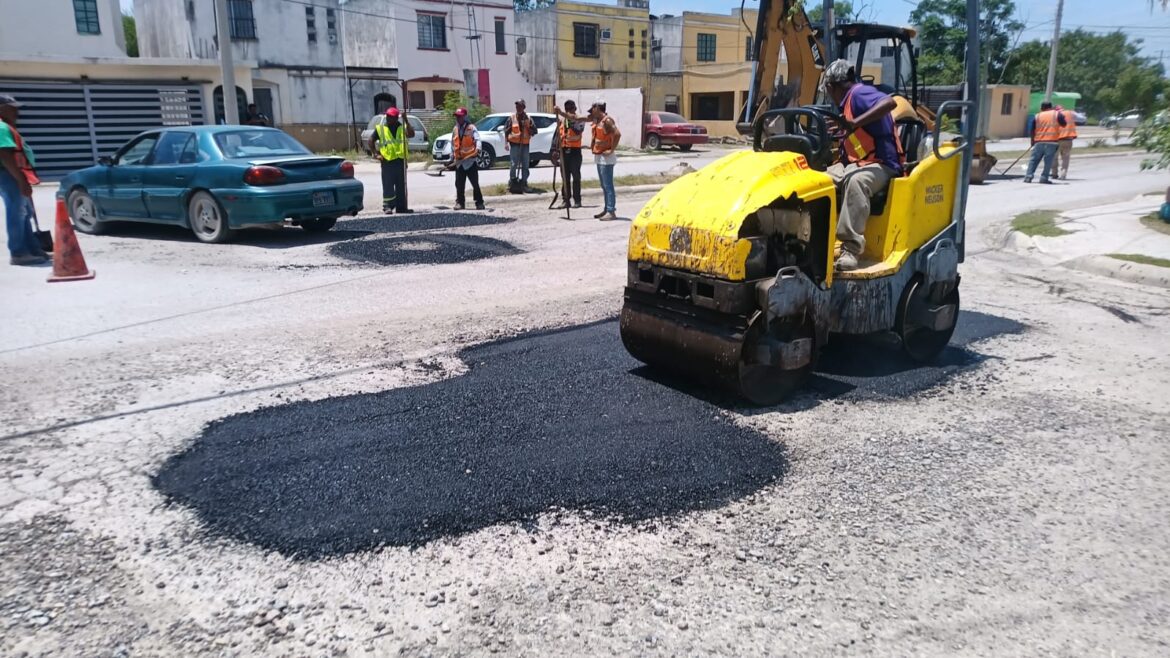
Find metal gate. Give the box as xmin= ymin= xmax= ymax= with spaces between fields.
xmin=0 ymin=81 xmax=206 ymax=180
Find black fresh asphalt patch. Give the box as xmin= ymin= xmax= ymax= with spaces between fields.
xmin=338 ymin=212 xmax=514 ymax=234
xmin=154 ymin=312 xmax=1020 ymax=559
xmin=328 ymin=233 xmax=521 ymax=267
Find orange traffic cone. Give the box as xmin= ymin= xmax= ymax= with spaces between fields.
xmin=47 ymin=198 xmax=95 ymax=282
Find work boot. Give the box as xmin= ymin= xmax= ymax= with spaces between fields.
xmin=593 ymin=210 xmax=608 ymax=219
xmin=598 ymin=212 xmax=618 ymax=221
xmin=1022 ymin=177 xmax=1032 ymax=183
xmin=399 ymin=208 xmax=415 ymax=214
xmin=523 ymin=186 xmax=541 ymax=194
xmin=1039 ymin=178 xmax=1053 ymax=185
xmin=572 ymin=200 xmax=582 ymax=208
xmin=475 ymin=202 xmax=485 ymax=210
xmin=10 ymin=254 xmax=50 ymax=266
xmin=455 ymin=202 xmax=465 ymax=210
xmin=834 ymin=250 xmax=859 ymax=272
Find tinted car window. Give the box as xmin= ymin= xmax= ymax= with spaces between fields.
xmin=152 ymin=132 xmax=195 ymax=166
xmin=478 ymin=116 xmax=506 ymax=131
xmin=116 ymin=134 xmax=160 ymax=165
xmin=532 ymin=116 xmax=556 ymax=129
xmin=657 ymin=113 xmax=688 ymax=124
xmin=214 ymin=130 xmax=311 ymax=159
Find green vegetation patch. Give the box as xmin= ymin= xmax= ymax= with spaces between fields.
xmin=1139 ymin=212 xmax=1170 ymax=237
xmin=1107 ymin=253 xmax=1170 ymax=269
xmin=1012 ymin=209 xmax=1071 ymax=237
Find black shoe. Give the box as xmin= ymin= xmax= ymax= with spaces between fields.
xmin=456 ymin=203 xmax=465 ymax=210
xmin=1039 ymin=179 xmax=1053 ymax=185
xmin=475 ymin=203 xmax=485 ymax=210
xmin=523 ymin=187 xmax=541 ymax=194
xmin=594 ymin=210 xmax=607 ymax=219
xmin=383 ymin=207 xmax=394 ymax=214
xmin=399 ymin=208 xmax=415 ymax=213
xmin=572 ymin=201 xmax=582 ymax=208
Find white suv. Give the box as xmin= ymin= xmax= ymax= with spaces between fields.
xmin=432 ymin=112 xmax=558 ymax=169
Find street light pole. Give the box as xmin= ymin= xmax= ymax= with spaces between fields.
xmin=823 ymin=0 xmax=834 ymax=61
xmin=1043 ymin=0 xmax=1063 ymax=102
xmin=215 ymin=0 xmax=239 ymax=124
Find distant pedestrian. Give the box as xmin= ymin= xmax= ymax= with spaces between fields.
xmin=451 ymin=107 xmax=484 ymax=210
xmin=369 ymin=107 xmax=414 ymax=213
xmin=589 ymin=101 xmax=620 ymax=220
xmin=553 ymin=100 xmax=585 ymax=208
xmin=1024 ymin=101 xmax=1064 ymax=184
xmin=504 ymin=99 xmax=537 ymax=193
xmin=0 ymin=94 xmax=50 ymax=266
xmin=244 ymin=103 xmax=271 ymax=127
xmin=1050 ymin=105 xmax=1078 ymax=180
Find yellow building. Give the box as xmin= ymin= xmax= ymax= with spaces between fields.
xmin=679 ymin=9 xmax=757 ymax=137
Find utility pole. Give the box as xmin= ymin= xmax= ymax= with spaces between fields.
xmin=823 ymin=0 xmax=835 ymax=62
xmin=1043 ymin=0 xmax=1064 ymax=102
xmin=215 ymin=0 xmax=239 ymax=124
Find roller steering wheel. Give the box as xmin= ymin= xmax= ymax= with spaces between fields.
xmin=752 ymin=106 xmax=843 ymax=170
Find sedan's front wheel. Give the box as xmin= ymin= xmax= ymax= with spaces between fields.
xmin=188 ymin=191 xmax=235 ymax=244
xmin=68 ymin=189 xmax=105 ymax=235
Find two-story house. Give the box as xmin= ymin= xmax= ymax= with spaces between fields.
xmin=677 ymin=8 xmax=758 ymax=138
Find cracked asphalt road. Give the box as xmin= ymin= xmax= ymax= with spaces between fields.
xmin=2 ymin=154 xmax=1169 ymax=656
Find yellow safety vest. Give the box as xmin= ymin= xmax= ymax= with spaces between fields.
xmin=376 ymin=123 xmax=407 ymax=161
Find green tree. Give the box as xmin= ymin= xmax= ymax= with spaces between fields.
xmin=427 ymin=92 xmax=491 ymax=148
xmin=122 ymin=12 xmax=138 ymax=57
xmin=513 ymin=0 xmax=554 ymax=10
xmin=807 ymin=1 xmax=854 ymax=24
xmin=1133 ymin=118 xmax=1170 ymax=170
xmin=910 ymin=0 xmax=1023 ymax=85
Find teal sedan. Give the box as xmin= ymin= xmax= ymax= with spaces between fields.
xmin=57 ymin=126 xmax=363 ymax=243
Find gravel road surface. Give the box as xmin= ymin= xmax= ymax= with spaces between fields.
xmin=2 ymin=153 xmax=1168 ymax=656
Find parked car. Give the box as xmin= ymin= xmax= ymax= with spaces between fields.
xmin=432 ymin=112 xmax=558 ymax=169
xmin=643 ymin=112 xmax=709 ymax=151
xmin=58 ymin=126 xmax=362 ymax=244
xmin=1103 ymin=110 xmax=1142 ymax=130
xmin=360 ymin=114 xmax=429 ymax=154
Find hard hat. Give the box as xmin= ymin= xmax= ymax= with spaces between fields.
xmin=385 ymin=107 xmax=400 ymax=118
xmin=454 ymin=107 xmax=467 ymax=117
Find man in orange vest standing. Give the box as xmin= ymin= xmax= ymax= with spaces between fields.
xmin=821 ymin=60 xmax=902 ymax=272
xmin=1050 ymin=105 xmax=1078 ymax=181
xmin=553 ymin=100 xmax=585 ymax=208
xmin=1024 ymin=101 xmax=1064 ymax=184
xmin=451 ymin=107 xmax=485 ymax=210
xmin=504 ymin=99 xmax=538 ymax=194
xmin=589 ymin=101 xmax=621 ymax=221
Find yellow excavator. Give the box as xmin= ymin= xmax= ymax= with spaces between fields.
xmin=619 ymin=0 xmax=983 ymax=404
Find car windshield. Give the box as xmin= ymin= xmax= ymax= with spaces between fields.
xmin=657 ymin=113 xmax=688 ymax=124
xmin=477 ymin=116 xmax=506 ymax=131
xmin=214 ymin=130 xmax=311 ymax=159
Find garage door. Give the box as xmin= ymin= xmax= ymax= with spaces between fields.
xmin=0 ymin=81 xmax=205 ymax=180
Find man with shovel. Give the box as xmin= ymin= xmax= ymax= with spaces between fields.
xmin=451 ymin=107 xmax=484 ymax=210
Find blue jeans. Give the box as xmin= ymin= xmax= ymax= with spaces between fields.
xmin=596 ymin=163 xmax=616 ymax=213
xmin=0 ymin=170 xmax=42 ymax=258
xmin=1025 ymin=142 xmax=1058 ymax=181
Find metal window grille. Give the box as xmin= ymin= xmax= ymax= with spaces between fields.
xmin=306 ymin=7 xmax=316 ymax=43
xmin=573 ymin=23 xmax=598 ymax=57
xmin=697 ymin=34 xmax=716 ymax=62
xmin=73 ymin=0 xmax=101 ymax=34
xmin=326 ymin=9 xmax=337 ymax=43
xmin=228 ymin=0 xmax=257 ymax=40
xmin=418 ymin=13 xmax=447 ymax=50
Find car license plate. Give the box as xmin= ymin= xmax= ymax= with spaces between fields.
xmin=312 ymin=191 xmax=334 ymax=207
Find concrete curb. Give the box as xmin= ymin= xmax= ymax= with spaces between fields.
xmin=1060 ymin=254 xmax=1170 ymax=289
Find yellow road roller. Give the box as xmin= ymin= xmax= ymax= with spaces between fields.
xmin=620 ymin=1 xmax=983 ymax=404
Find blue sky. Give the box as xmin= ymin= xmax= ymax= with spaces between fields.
xmin=119 ymin=0 xmax=1170 ymax=62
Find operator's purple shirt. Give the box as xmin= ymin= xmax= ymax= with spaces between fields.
xmin=840 ymin=84 xmax=901 ymax=174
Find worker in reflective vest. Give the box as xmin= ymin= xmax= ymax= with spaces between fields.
xmin=553 ymin=99 xmax=585 ymax=209
xmin=821 ymin=60 xmax=901 ymax=272
xmin=589 ymin=101 xmax=621 ymax=221
xmin=369 ymin=106 xmax=414 ymax=213
xmin=1050 ymin=105 xmax=1079 ymax=181
xmin=1024 ymin=102 xmax=1065 ymax=184
xmin=0 ymin=93 xmax=50 ymax=265
xmin=451 ymin=107 xmax=484 ymax=210
xmin=503 ymin=99 xmax=537 ymax=193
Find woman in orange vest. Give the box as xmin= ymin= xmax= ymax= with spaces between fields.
xmin=553 ymin=100 xmax=585 ymax=208
xmin=1024 ymin=102 xmax=1064 ymax=184
xmin=504 ymin=99 xmax=538 ymax=193
xmin=0 ymin=94 xmax=51 ymax=266
xmin=451 ymin=107 xmax=484 ymax=210
xmin=589 ymin=101 xmax=621 ymax=220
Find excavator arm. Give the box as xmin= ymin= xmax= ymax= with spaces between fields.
xmin=746 ymin=0 xmax=827 ymax=125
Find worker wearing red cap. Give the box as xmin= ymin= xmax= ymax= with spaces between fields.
xmin=451 ymin=107 xmax=485 ymax=210
xmin=368 ymin=106 xmax=415 ymax=214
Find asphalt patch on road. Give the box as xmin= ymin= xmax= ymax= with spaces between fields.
xmin=153 ymin=311 xmax=1020 ymax=559
xmin=327 ymin=233 xmax=522 ymax=267
xmin=338 ymin=212 xmax=514 ymax=234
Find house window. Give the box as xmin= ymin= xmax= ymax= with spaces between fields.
xmin=574 ymin=23 xmax=599 ymax=58
xmin=641 ymin=39 xmax=647 ymax=60
xmin=185 ymin=0 xmax=195 ymax=21
xmin=418 ymin=13 xmax=447 ymax=50
xmin=652 ymin=45 xmax=662 ymax=68
xmin=495 ymin=18 xmax=506 ymax=54
xmin=73 ymin=0 xmax=101 ymax=35
xmin=433 ymin=90 xmax=452 ymax=108
xmin=697 ymin=33 xmax=716 ymax=62
xmin=1000 ymin=93 xmax=1014 ymax=116
xmin=306 ymin=7 xmax=316 ymax=43
xmin=629 ymin=39 xmax=635 ymax=60
xmin=745 ymin=36 xmax=752 ymax=61
xmin=227 ymin=0 xmax=257 ymax=40
xmin=879 ymin=45 xmax=897 ymax=58
xmin=664 ymin=95 xmax=679 ymax=114
xmin=326 ymin=9 xmax=337 ymax=43
xmin=408 ymin=91 xmax=426 ymax=109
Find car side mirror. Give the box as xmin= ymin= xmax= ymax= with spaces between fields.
xmin=495 ymin=126 xmax=505 ymax=132
xmin=98 ymin=156 xmax=114 ymax=166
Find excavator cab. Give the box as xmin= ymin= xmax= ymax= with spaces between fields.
xmin=619 ymin=0 xmax=982 ymax=404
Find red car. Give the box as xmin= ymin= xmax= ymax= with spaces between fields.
xmin=643 ymin=112 xmax=709 ymax=151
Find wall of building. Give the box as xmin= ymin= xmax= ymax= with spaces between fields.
xmin=986 ymin=85 xmax=1031 ymax=139
xmin=515 ymin=6 xmax=559 ymax=88
xmin=1 ymin=0 xmax=125 ymax=58
xmin=647 ymin=74 xmax=682 ymax=114
xmin=555 ymin=1 xmax=651 ymax=92
xmin=554 ymin=88 xmax=643 ymax=149
xmin=676 ymin=9 xmax=755 ymax=135
xmin=343 ymin=0 xmax=399 ymax=70
xmin=650 ymin=15 xmax=683 ymax=73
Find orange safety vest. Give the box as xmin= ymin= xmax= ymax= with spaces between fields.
xmin=1033 ymin=110 xmax=1062 ymax=142
xmin=591 ymin=118 xmax=616 ymax=155
xmin=3 ymin=121 xmax=40 ymax=185
xmin=454 ymin=121 xmax=478 ymax=161
xmin=508 ymin=114 xmax=532 ymax=145
xmin=560 ymin=118 xmax=582 ymax=149
xmin=840 ymin=85 xmax=903 ymax=168
xmin=1058 ymin=110 xmax=1078 ymax=140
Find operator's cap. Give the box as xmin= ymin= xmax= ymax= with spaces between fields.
xmin=0 ymin=93 xmax=22 ymax=108
xmin=454 ymin=107 xmax=467 ymax=117
xmin=385 ymin=107 xmax=400 ymax=118
xmin=821 ymin=59 xmax=855 ymax=90
xmin=514 ymin=98 xmax=526 ymax=107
